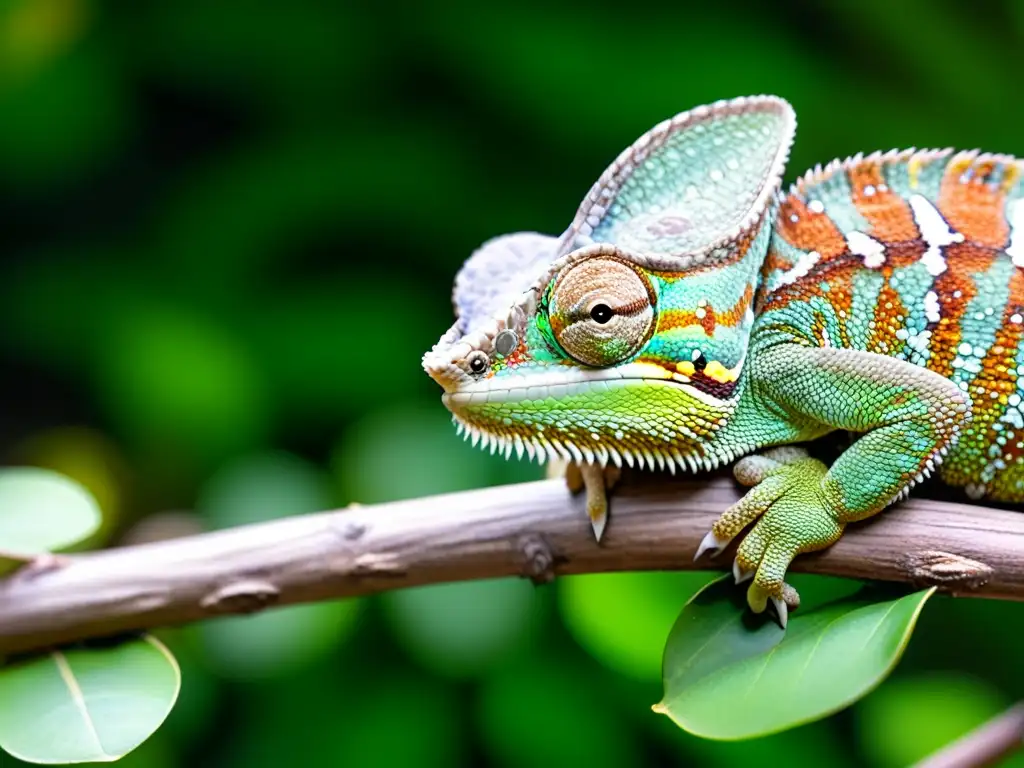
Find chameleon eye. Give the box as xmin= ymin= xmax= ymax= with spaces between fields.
xmin=691 ymin=349 xmax=707 ymax=371
xmin=548 ymin=257 xmax=655 ymax=367
xmin=467 ymin=350 xmax=489 ymax=374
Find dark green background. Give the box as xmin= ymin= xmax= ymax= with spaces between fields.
xmin=1 ymin=0 xmax=1022 ymax=765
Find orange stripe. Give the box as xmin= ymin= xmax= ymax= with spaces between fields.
xmin=775 ymin=196 xmax=848 ymax=259
xmin=963 ymin=269 xmax=1024 ymax=477
xmin=938 ymin=155 xmax=1009 ymax=247
xmin=658 ymin=283 xmax=754 ymax=334
xmin=847 ymin=161 xmax=920 ymax=242
xmin=926 ymin=243 xmax=996 ymax=379
xmin=757 ymin=260 xmax=854 ymax=349
xmin=869 ymin=273 xmax=907 ymax=354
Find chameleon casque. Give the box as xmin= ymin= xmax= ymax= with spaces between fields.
xmin=422 ymin=95 xmax=1024 ymax=626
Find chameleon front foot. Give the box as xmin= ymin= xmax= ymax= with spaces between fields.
xmin=560 ymin=462 xmax=621 ymax=542
xmin=695 ymin=446 xmax=843 ymax=628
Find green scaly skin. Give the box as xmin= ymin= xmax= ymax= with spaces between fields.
xmin=423 ymin=95 xmax=1018 ymax=627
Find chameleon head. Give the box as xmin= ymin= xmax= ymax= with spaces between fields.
xmin=423 ymin=95 xmax=796 ymax=471
xmin=422 ymin=239 xmax=758 ymax=471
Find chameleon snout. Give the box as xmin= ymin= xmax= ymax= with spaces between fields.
xmin=423 ymin=314 xmax=520 ymax=395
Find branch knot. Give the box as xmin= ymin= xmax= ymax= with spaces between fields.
xmin=200 ymin=579 xmax=281 ymax=614
xmin=901 ymin=550 xmax=993 ymax=591
xmin=518 ymin=534 xmax=560 ymax=584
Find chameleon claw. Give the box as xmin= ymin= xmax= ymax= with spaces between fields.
xmin=732 ymin=559 xmax=754 ymax=584
xmin=770 ymin=596 xmax=789 ymax=630
xmin=577 ymin=464 xmax=610 ymax=543
xmin=694 ymin=530 xmax=729 ymax=560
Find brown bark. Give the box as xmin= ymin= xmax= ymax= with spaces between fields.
xmin=0 ymin=475 xmax=1021 ymax=656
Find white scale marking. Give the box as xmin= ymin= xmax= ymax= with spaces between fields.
xmin=846 ymin=230 xmax=886 ymax=268
xmin=1007 ymin=198 xmax=1024 ymax=268
xmin=908 ymin=194 xmax=965 ymax=276
xmin=777 ymin=249 xmax=820 ymax=287
xmin=907 ymin=330 xmax=932 ymax=358
xmin=924 ymin=290 xmax=941 ymax=323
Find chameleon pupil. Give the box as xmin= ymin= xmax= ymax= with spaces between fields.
xmin=590 ymin=304 xmax=614 ymax=324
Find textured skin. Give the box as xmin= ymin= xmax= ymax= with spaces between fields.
xmin=422 ymin=95 xmax=1022 ymax=623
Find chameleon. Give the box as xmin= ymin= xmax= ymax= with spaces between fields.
xmin=422 ymin=94 xmax=1024 ymax=627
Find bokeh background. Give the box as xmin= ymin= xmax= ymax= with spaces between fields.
xmin=1 ymin=0 xmax=1023 ymax=765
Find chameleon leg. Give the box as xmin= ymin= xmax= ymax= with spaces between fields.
xmin=560 ymin=461 xmax=584 ymax=493
xmin=554 ymin=462 xmax=621 ymax=541
xmin=577 ymin=464 xmax=621 ymax=541
xmin=707 ymin=344 xmax=969 ymax=626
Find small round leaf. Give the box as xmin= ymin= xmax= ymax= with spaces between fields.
xmin=0 ymin=467 xmax=101 ymax=558
xmin=0 ymin=635 xmax=181 ymax=764
xmin=656 ymin=576 xmax=935 ymax=740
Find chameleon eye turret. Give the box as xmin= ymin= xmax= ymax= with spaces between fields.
xmin=547 ymin=256 xmax=656 ymax=368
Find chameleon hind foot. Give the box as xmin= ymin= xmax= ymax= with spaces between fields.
xmin=558 ymin=462 xmax=621 ymax=542
xmin=696 ymin=446 xmax=843 ymax=628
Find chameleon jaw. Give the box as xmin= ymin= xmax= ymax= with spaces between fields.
xmin=445 ymin=374 xmax=738 ymax=475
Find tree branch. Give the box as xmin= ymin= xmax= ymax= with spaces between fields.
xmin=0 ymin=474 xmax=1022 ymax=656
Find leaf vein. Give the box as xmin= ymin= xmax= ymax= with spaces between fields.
xmin=53 ymin=650 xmax=112 ymax=761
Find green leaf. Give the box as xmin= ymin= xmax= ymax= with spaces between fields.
xmin=0 ymin=467 xmax=101 ymax=561
xmin=656 ymin=576 xmax=935 ymax=740
xmin=0 ymin=635 xmax=181 ymax=764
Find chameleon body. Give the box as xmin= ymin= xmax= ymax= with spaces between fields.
xmin=422 ymin=95 xmax=1022 ymax=625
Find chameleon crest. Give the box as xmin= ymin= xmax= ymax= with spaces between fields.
xmin=422 ymin=96 xmax=795 ymax=472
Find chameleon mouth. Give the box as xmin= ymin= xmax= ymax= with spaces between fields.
xmin=445 ymin=361 xmax=731 ymax=408
xmin=443 ymin=371 xmax=735 ymax=473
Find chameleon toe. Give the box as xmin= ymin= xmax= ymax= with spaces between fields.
xmin=694 ymin=530 xmax=730 ymax=560
xmin=732 ymin=558 xmax=754 ymax=584
xmin=769 ymin=596 xmax=789 ymax=629
xmin=590 ymin=508 xmax=608 ymax=543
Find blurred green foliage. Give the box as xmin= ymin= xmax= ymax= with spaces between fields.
xmin=0 ymin=0 xmax=1022 ymax=764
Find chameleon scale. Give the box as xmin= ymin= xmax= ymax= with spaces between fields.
xmin=422 ymin=95 xmax=1021 ymax=627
